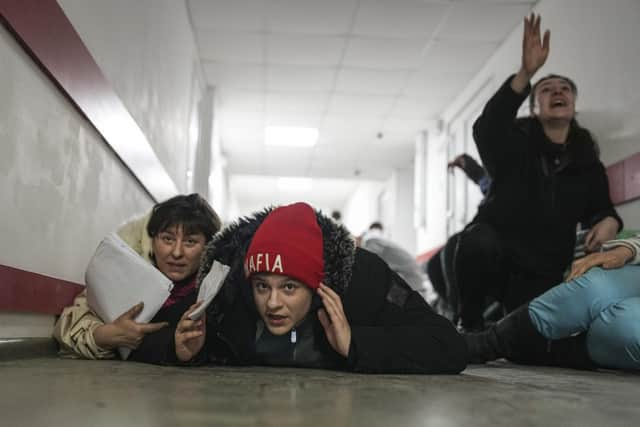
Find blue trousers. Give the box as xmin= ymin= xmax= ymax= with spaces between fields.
xmin=529 ymin=265 xmax=640 ymax=370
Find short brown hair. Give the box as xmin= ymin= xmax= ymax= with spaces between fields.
xmin=147 ymin=193 xmax=221 ymax=242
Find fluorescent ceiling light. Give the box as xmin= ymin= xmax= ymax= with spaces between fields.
xmin=277 ymin=177 xmax=313 ymax=191
xmin=265 ymin=126 xmax=318 ymax=147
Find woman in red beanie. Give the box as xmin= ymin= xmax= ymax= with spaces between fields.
xmin=163 ymin=202 xmax=467 ymax=374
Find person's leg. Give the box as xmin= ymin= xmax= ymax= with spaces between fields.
xmin=503 ymin=270 xmax=562 ymax=314
xmin=529 ymin=265 xmax=640 ymax=339
xmin=455 ymin=223 xmax=506 ymax=330
xmin=440 ymin=232 xmax=461 ymax=324
xmin=426 ymin=249 xmax=446 ymax=302
xmin=586 ymin=297 xmax=640 ymax=370
xmin=465 ymin=304 xmax=595 ymax=369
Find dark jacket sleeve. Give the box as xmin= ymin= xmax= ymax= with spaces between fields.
xmin=344 ymin=250 xmax=467 ymax=374
xmin=581 ymin=161 xmax=623 ymax=231
xmin=128 ymin=292 xmax=207 ymax=366
xmin=472 ymin=75 xmax=531 ymax=177
xmin=128 ymin=326 xmax=179 ymax=365
xmin=459 ymin=154 xmax=487 ymax=185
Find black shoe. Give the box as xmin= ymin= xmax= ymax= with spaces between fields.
xmin=464 ymin=304 xmax=595 ymax=370
xmin=464 ymin=304 xmax=546 ymax=364
xmin=464 ymin=327 xmax=501 ymax=363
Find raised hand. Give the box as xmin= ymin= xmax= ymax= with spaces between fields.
xmin=511 ymin=13 xmax=550 ymax=93
xmin=567 ymin=246 xmax=634 ymax=281
xmin=448 ymin=154 xmax=467 ymax=170
xmin=317 ymin=283 xmax=351 ymax=358
xmin=93 ymin=302 xmax=168 ymax=350
xmin=175 ymin=301 xmax=206 ymax=362
xmin=521 ymin=13 xmax=550 ymax=78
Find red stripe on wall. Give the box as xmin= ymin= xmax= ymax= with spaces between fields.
xmin=0 ymin=0 xmax=177 ymax=201
xmin=0 ymin=0 xmax=178 ymax=314
xmin=416 ymin=245 xmax=443 ymax=265
xmin=0 ymin=265 xmax=83 ymax=315
xmin=607 ymin=152 xmax=640 ymax=206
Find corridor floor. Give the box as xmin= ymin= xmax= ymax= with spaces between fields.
xmin=1 ymin=357 xmax=638 ymax=427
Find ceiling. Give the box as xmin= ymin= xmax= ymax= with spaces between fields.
xmin=186 ymin=0 xmax=536 ymax=213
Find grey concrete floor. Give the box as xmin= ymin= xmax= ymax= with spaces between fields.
xmin=1 ymin=358 xmax=638 ymax=427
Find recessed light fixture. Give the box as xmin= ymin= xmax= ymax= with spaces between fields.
xmin=264 ymin=126 xmax=319 ymax=147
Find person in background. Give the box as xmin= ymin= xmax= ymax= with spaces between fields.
xmin=427 ymin=153 xmax=492 ymax=322
xmin=358 ymin=222 xmax=426 ymax=295
xmin=454 ymin=13 xmax=622 ymax=331
xmin=142 ymin=202 xmax=467 ymax=374
xmin=465 ymin=233 xmax=640 ymax=370
xmin=53 ymin=194 xmax=221 ymax=361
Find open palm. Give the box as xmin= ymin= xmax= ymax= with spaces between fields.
xmin=522 ymin=13 xmax=550 ymax=77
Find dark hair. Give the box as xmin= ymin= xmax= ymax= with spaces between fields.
xmin=331 ymin=210 xmax=342 ymax=221
xmin=147 ymin=193 xmax=221 ymax=242
xmin=369 ymin=222 xmax=383 ymax=231
xmin=529 ymin=74 xmax=578 ymax=113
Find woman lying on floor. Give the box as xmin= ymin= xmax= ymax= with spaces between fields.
xmin=465 ymin=233 xmax=640 ymax=370
xmin=140 ymin=202 xmax=467 ymax=374
xmin=53 ymin=194 xmax=221 ymax=361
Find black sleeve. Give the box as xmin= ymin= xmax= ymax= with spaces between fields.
xmin=344 ymin=250 xmax=467 ymax=374
xmin=128 ymin=326 xmax=179 ymax=365
xmin=472 ymin=75 xmax=530 ymax=177
xmin=581 ymin=161 xmax=623 ymax=231
xmin=459 ymin=154 xmax=488 ymax=185
xmin=128 ymin=292 xmax=207 ymax=366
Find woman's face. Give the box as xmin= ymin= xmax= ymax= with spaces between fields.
xmin=152 ymin=224 xmax=206 ymax=282
xmin=251 ymin=273 xmax=313 ymax=335
xmin=533 ymin=77 xmax=576 ymax=123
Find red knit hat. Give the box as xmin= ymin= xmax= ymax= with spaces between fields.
xmin=244 ymin=202 xmax=324 ymax=289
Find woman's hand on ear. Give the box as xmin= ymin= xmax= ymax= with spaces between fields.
xmin=317 ymin=283 xmax=351 ymax=358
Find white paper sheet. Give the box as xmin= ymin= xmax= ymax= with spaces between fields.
xmin=85 ymin=232 xmax=173 ymax=360
xmin=188 ymin=261 xmax=230 ymax=320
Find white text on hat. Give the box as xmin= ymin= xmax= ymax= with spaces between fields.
xmin=246 ymin=253 xmax=284 ymax=274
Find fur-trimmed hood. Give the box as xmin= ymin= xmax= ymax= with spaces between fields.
xmin=197 ymin=205 xmax=356 ymax=306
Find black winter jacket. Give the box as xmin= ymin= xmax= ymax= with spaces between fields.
xmin=472 ymin=76 xmax=622 ymax=276
xmin=197 ymin=207 xmax=467 ymax=374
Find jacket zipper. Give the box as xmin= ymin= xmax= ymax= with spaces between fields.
xmin=291 ymin=328 xmax=297 ymax=362
xmin=550 ymin=173 xmax=556 ymax=211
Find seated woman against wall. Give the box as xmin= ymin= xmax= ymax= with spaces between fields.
xmin=53 ymin=194 xmax=221 ymax=360
xmin=465 ymin=233 xmax=640 ymax=370
xmin=141 ymin=202 xmax=467 ymax=374
xmin=455 ymin=13 xmax=623 ymax=333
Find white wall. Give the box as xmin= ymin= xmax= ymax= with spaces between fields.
xmin=386 ymin=168 xmax=416 ymax=254
xmin=341 ymin=168 xmax=416 ymax=254
xmin=0 ymin=1 xmax=211 ymax=337
xmin=0 ymin=24 xmax=151 ymax=337
xmin=416 ymin=126 xmax=449 ymax=253
xmin=342 ymin=181 xmax=385 ymax=238
xmin=440 ymin=0 xmax=640 ymax=231
xmin=58 ymin=0 xmax=206 ymax=195
xmin=209 ymin=102 xmax=232 ymax=222
xmin=0 ymin=25 xmax=152 ymax=284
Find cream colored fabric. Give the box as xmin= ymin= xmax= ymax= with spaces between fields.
xmin=601 ymin=233 xmax=640 ymax=265
xmin=53 ymin=213 xmax=152 ymax=359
